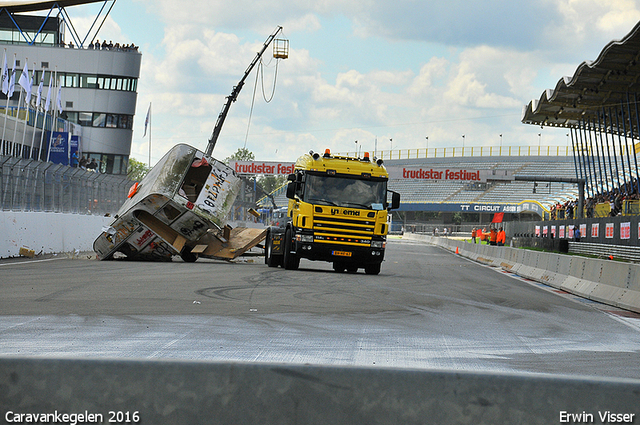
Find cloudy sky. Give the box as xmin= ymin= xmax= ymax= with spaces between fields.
xmin=74 ymin=0 xmax=640 ymax=164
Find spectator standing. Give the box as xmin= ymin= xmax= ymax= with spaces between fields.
xmin=489 ymin=227 xmax=497 ymax=246
xmin=497 ymin=227 xmax=506 ymax=246
xmin=574 ymin=225 xmax=581 ymax=242
xmin=87 ymin=158 xmax=98 ymax=171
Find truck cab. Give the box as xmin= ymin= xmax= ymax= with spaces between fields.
xmin=265 ymin=149 xmax=400 ymax=275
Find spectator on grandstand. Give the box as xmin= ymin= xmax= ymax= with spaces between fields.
xmin=574 ymin=225 xmax=581 ymax=242
xmin=566 ymin=200 xmax=574 ymax=219
xmin=585 ymin=196 xmax=595 ymax=218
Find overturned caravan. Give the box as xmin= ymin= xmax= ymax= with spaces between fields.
xmin=94 ymin=144 xmax=266 ymax=262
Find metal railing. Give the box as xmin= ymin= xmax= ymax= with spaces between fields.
xmin=568 ymin=241 xmax=640 ymax=262
xmin=1 ymin=155 xmax=131 ymax=215
xmin=340 ymin=145 xmax=573 ymax=160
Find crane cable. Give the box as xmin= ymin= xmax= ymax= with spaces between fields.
xmin=260 ymin=56 xmax=279 ymax=103
xmin=243 ymin=57 xmax=281 ymax=148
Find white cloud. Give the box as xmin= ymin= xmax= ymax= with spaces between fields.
xmin=123 ymin=0 xmax=639 ymax=164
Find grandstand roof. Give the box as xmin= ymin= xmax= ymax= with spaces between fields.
xmin=522 ymin=20 xmax=640 ymax=135
xmin=0 ymin=1 xmax=101 ymax=12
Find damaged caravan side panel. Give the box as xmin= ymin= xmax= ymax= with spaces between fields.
xmin=94 ymin=144 xmax=265 ymax=262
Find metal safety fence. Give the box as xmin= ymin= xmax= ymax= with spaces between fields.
xmin=1 ymin=155 xmax=131 ymax=215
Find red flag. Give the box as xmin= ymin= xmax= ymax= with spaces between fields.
xmin=491 ymin=212 xmax=504 ymax=223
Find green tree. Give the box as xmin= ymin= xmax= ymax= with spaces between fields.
xmin=224 ymin=147 xmax=255 ymax=164
xmin=258 ymin=175 xmax=287 ymax=194
xmin=127 ymin=158 xmax=150 ymax=181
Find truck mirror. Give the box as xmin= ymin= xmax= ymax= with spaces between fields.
xmin=286 ymin=181 xmax=296 ymax=199
xmin=388 ymin=191 xmax=400 ymax=210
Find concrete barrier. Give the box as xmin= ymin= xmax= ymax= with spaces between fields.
xmin=0 ymin=211 xmax=112 ymax=259
xmin=403 ymin=233 xmax=640 ymax=313
xmin=1 ymin=357 xmax=639 ymax=425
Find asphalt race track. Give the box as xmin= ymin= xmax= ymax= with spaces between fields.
xmin=1 ymin=237 xmax=640 ymax=379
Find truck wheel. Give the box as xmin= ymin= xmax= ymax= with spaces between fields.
xmin=180 ymin=246 xmax=198 ymax=263
xmin=283 ymin=229 xmax=299 ymax=270
xmin=333 ymin=262 xmax=346 ymax=273
xmin=266 ymin=233 xmax=281 ymax=268
xmin=364 ymin=263 xmax=381 ymax=275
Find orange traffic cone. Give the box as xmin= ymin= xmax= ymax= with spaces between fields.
xmin=456 ymin=246 xmax=459 ymax=254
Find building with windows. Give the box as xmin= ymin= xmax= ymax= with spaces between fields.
xmin=0 ymin=1 xmax=141 ymax=175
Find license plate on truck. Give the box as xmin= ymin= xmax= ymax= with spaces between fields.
xmin=332 ymin=250 xmax=352 ymax=257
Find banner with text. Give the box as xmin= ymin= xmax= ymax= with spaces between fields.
xmin=48 ymin=131 xmax=70 ymax=166
xmin=387 ymin=166 xmax=512 ymax=182
xmin=229 ymin=161 xmax=295 ymax=176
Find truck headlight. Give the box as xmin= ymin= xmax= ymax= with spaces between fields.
xmin=297 ymin=234 xmax=314 ymax=243
xmin=371 ymin=240 xmax=385 ymax=249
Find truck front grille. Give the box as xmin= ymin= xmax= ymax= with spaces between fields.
xmin=312 ymin=215 xmax=375 ymax=245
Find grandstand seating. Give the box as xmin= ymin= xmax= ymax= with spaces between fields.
xmin=259 ymin=155 xmax=585 ymax=213
xmin=386 ymin=155 xmax=579 ymax=211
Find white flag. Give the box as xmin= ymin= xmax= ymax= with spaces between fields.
xmin=56 ymin=83 xmax=63 ymax=114
xmin=18 ymin=62 xmax=29 ymax=93
xmin=7 ymin=56 xmax=15 ymax=98
xmin=1 ymin=52 xmax=7 ymax=95
xmin=143 ymin=103 xmax=150 ymax=137
xmin=36 ymin=74 xmax=43 ymax=109
xmin=44 ymin=78 xmax=51 ymax=112
xmin=19 ymin=63 xmax=32 ymax=105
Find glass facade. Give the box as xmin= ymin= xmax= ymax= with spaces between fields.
xmin=0 ymin=29 xmax=57 ymax=45
xmin=65 ymin=112 xmax=133 ymax=130
xmin=85 ymin=152 xmax=129 ymax=175
xmin=34 ymin=71 xmax=138 ymax=93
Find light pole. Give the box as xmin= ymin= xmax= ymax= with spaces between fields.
xmin=462 ymin=135 xmax=465 ymax=156
xmin=538 ymin=133 xmax=541 ymax=147
xmin=425 ymin=136 xmax=429 ymax=157
xmin=354 ymin=140 xmax=358 ymax=157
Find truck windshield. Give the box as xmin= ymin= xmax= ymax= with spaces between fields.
xmin=304 ymin=174 xmax=387 ymax=210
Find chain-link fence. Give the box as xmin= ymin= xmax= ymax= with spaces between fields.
xmin=1 ymin=155 xmax=131 ymax=215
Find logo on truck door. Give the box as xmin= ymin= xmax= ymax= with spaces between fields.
xmin=331 ymin=208 xmax=360 ymax=216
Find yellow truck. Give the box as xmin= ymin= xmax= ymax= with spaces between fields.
xmin=265 ymin=149 xmax=400 ymax=275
